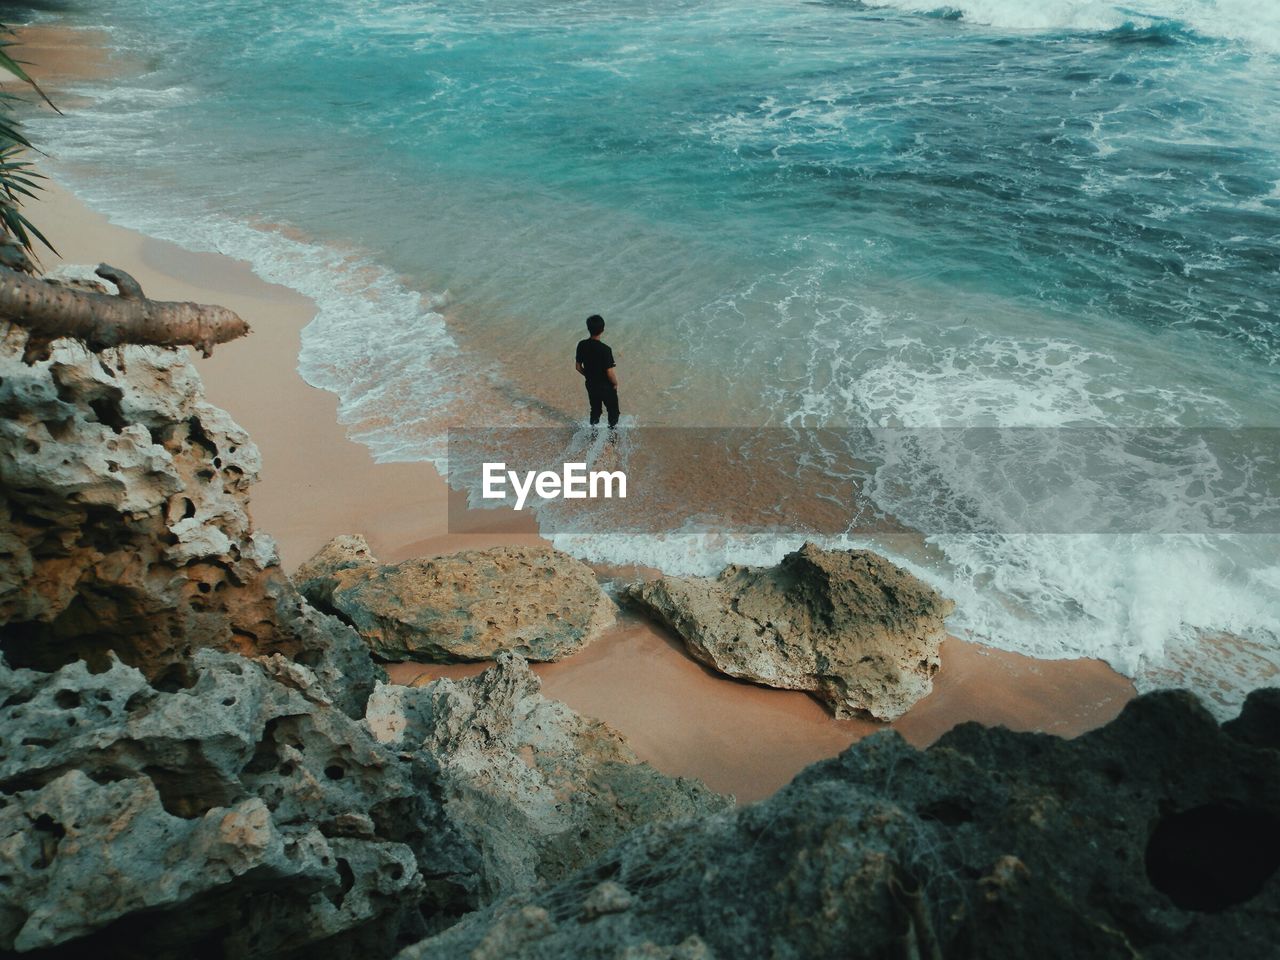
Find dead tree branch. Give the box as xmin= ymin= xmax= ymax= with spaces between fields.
xmin=0 ymin=262 xmax=250 ymax=358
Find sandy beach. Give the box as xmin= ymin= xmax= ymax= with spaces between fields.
xmin=21 ymin=23 xmax=1136 ymax=802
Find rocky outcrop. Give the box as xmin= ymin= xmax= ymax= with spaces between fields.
xmin=0 ymin=648 xmax=476 ymax=957
xmin=298 ymin=539 xmax=615 ymax=662
xmin=0 ymin=329 xmax=379 ymax=715
xmin=0 ymin=327 xmax=721 ymax=956
xmin=624 ymin=543 xmax=952 ymax=720
xmin=364 ymin=654 xmax=731 ymax=903
xmin=0 ymin=647 xmax=724 ymax=955
xmin=399 ymin=688 xmax=1280 ymax=960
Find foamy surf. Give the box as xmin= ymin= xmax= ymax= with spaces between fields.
xmin=868 ymin=0 xmax=1280 ymax=52
xmin=28 ymin=166 xmax=470 ymax=468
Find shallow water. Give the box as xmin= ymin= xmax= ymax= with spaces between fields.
xmin=23 ymin=0 xmax=1280 ymax=714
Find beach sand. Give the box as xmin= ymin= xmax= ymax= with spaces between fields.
xmin=22 ymin=24 xmax=1136 ymax=802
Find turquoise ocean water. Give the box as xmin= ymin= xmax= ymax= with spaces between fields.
xmin=25 ymin=0 xmax=1280 ymax=714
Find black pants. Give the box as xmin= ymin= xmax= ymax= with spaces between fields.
xmin=587 ymin=382 xmax=620 ymax=428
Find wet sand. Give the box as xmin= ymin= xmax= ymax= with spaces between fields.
xmin=24 ymin=22 xmax=1135 ymax=804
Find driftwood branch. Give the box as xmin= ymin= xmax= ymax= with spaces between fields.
xmin=93 ymin=264 xmax=145 ymax=300
xmin=0 ymin=262 xmax=250 ymax=358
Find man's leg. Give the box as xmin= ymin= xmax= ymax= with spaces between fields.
xmin=604 ymin=388 xmax=620 ymax=429
xmin=588 ymin=385 xmax=603 ymax=425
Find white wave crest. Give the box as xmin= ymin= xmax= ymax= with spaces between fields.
xmin=869 ymin=0 xmax=1280 ymax=52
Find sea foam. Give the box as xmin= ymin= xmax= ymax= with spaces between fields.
xmin=869 ymin=0 xmax=1280 ymax=51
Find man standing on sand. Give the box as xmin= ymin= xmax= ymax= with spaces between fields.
xmin=575 ymin=314 xmax=620 ymax=429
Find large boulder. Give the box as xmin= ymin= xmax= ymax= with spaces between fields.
xmin=623 ymin=543 xmax=953 ymax=720
xmin=0 ymin=328 xmax=380 ymax=716
xmin=297 ymin=539 xmax=615 ymax=663
xmin=365 ymin=653 xmax=731 ymax=902
xmin=398 ymin=688 xmax=1280 ymax=960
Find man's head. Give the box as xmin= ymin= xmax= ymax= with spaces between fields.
xmin=586 ymin=314 xmax=605 ymax=337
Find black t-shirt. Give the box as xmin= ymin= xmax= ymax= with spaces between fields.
xmin=576 ymin=338 xmax=616 ymax=390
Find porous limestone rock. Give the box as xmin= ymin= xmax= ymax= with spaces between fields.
xmin=364 ymin=653 xmax=732 ymax=902
xmin=0 ymin=646 xmax=727 ymax=956
xmin=2 ymin=771 xmax=425 ymax=957
xmin=623 ymin=543 xmax=953 ymax=720
xmin=0 ymin=328 xmax=379 ymax=715
xmin=398 ymin=688 xmax=1280 ymax=960
xmin=294 ymin=533 xmax=378 ymax=610
xmin=0 ymin=649 xmax=475 ymax=957
xmin=298 ymin=539 xmax=615 ymax=662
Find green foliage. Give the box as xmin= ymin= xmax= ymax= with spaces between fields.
xmin=0 ymin=24 xmax=56 ymax=258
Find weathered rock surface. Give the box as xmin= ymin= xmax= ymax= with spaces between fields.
xmin=0 ymin=648 xmax=475 ymax=957
xmin=294 ymin=533 xmax=379 ymax=610
xmin=623 ymin=543 xmax=953 ymax=721
xmin=298 ymin=539 xmax=615 ymax=662
xmin=399 ymin=688 xmax=1280 ymax=960
xmin=0 ymin=329 xmax=379 ymax=715
xmin=365 ymin=653 xmax=732 ymax=903
xmin=1 ymin=647 xmax=724 ymax=956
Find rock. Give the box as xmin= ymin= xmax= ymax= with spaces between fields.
xmin=0 ymin=648 xmax=477 ymax=957
xmin=288 ymin=596 xmax=386 ymax=718
xmin=294 ymin=534 xmax=378 ymax=609
xmin=364 ymin=654 xmax=731 ymax=902
xmin=0 ymin=646 xmax=726 ymax=956
xmin=398 ymin=688 xmax=1280 ymax=960
xmin=299 ymin=540 xmax=615 ymax=662
xmin=623 ymin=543 xmax=952 ymax=721
xmin=2 ymin=772 xmax=313 ymax=952
xmin=0 ymin=327 xmax=380 ymax=716
xmin=1223 ymin=688 xmax=1280 ymax=750
xmin=581 ymin=881 xmax=633 ymax=921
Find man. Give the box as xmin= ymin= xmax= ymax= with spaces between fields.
xmin=574 ymin=314 xmax=620 ymax=429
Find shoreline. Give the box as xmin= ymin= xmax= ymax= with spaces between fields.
xmin=22 ymin=23 xmax=1136 ymax=802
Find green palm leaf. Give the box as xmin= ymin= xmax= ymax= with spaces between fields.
xmin=0 ymin=23 xmax=57 ymax=258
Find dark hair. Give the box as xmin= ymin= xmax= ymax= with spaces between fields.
xmin=586 ymin=314 xmax=605 ymax=336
